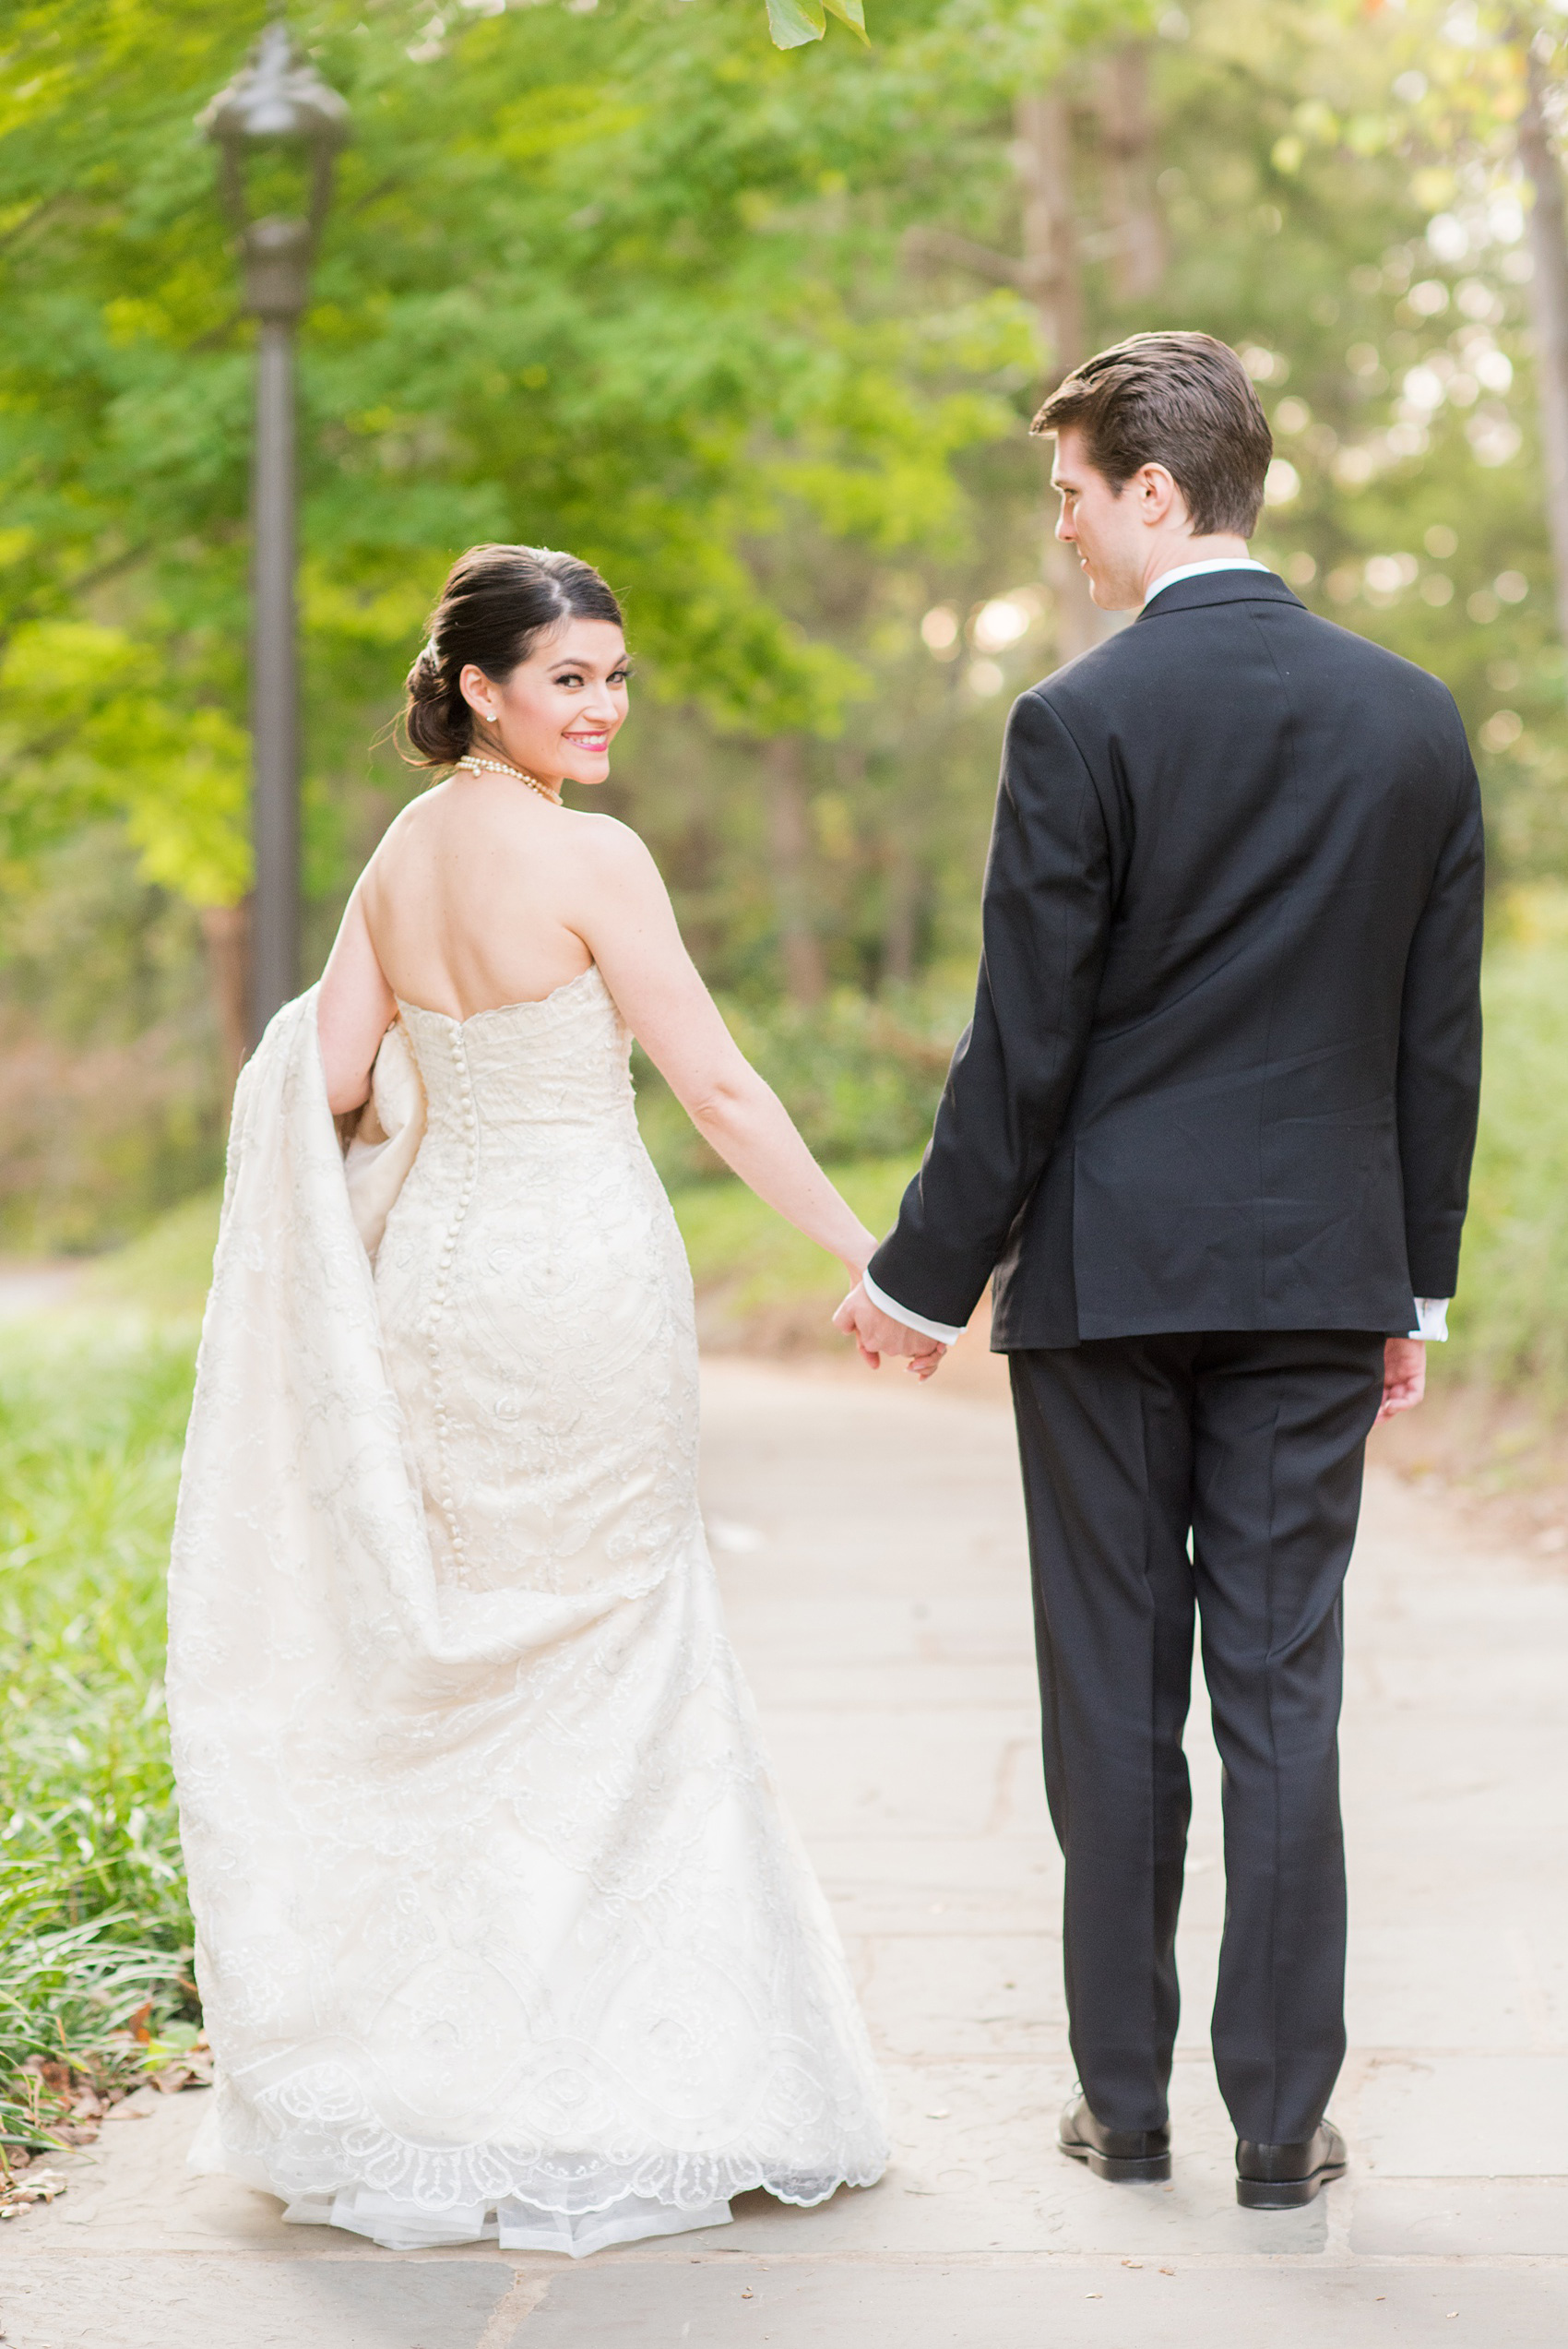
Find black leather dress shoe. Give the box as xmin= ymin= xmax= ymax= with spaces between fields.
xmin=1235 ymin=2120 xmax=1347 ymax=2209
xmin=1058 ymin=2091 xmax=1171 ymax=2183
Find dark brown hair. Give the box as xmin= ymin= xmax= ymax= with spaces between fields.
xmin=1031 ymin=332 xmax=1273 ymax=537
xmin=402 ymin=543 xmax=624 ymax=767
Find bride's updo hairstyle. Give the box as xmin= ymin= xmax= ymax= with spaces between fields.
xmin=402 ymin=543 xmax=624 ymax=768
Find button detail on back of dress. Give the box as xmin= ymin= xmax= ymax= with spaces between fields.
xmin=416 ymin=1019 xmax=481 ymax=1576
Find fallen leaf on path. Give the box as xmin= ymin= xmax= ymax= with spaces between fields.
xmin=0 ymin=2168 xmax=68 ymax=2219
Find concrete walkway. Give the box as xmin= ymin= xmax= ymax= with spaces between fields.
xmin=4 ymin=1355 xmax=1567 ymax=2344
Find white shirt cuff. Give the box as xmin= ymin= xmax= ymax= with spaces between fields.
xmin=1410 ymin=1297 xmax=1450 ymax=1341
xmin=861 ymin=1269 xmax=965 ymax=1347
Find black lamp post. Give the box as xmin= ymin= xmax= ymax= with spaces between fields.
xmin=199 ymin=24 xmax=349 ymax=1045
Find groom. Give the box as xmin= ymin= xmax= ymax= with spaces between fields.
xmin=837 ymin=331 xmax=1483 ymax=2209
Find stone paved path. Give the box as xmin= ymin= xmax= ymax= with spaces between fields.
xmin=4 ymin=1355 xmax=1567 ymax=2344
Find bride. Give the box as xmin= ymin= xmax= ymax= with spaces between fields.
xmin=167 ymin=543 xmax=904 ymax=2257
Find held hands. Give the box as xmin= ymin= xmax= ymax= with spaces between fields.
xmin=832 ymin=1279 xmax=948 ymax=1380
xmin=1377 ymin=1336 xmax=1427 ymax=1421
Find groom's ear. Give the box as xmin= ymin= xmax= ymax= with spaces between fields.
xmin=1131 ymin=463 xmax=1183 ymax=527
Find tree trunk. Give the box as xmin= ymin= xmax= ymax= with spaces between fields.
xmin=1014 ymin=89 xmax=1103 ymax=663
xmin=1519 ymin=46 xmax=1568 ymax=650
xmin=1099 ymin=43 xmax=1166 ymax=302
xmin=201 ymin=900 xmax=252 ymax=1101
xmin=1016 ymin=89 xmax=1085 ymax=377
xmin=765 ymin=736 xmax=826 ymax=1006
xmin=881 ymin=832 xmax=919 ymax=989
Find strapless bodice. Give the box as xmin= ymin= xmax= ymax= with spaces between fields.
xmin=396 ymin=963 xmax=633 ymax=1135
xmin=373 ymin=953 xmax=684 ymax=1601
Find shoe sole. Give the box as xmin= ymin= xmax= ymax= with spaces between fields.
xmin=1059 ymin=2138 xmax=1172 ymax=2185
xmin=1236 ymin=2161 xmax=1346 ymax=2210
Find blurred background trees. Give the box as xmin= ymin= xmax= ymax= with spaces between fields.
xmin=3 ymin=0 xmax=1568 ymax=1248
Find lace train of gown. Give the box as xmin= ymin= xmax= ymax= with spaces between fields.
xmin=167 ymin=969 xmax=887 ymax=2255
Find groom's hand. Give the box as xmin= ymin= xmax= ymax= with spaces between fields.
xmin=1376 ymin=1336 xmax=1427 ymax=1421
xmin=832 ymin=1282 xmax=947 ymax=1379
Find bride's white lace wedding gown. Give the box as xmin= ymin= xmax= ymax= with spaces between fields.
xmin=167 ymin=966 xmax=887 ymax=2256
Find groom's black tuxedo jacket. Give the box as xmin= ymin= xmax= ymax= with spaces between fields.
xmin=868 ymin=569 xmax=1484 ymax=1349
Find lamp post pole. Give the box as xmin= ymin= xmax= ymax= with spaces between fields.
xmin=248 ymin=221 xmax=309 ymax=1038
xmin=200 ymin=28 xmax=348 ymax=1047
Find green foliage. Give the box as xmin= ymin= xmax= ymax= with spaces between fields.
xmin=0 ymin=1890 xmax=198 ymax=2154
xmin=1441 ymin=890 xmax=1568 ymax=1395
xmin=0 ymin=0 xmax=1054 ymax=912
xmin=767 ymin=0 xmax=871 ymax=51
xmin=1135 ymin=1 xmax=1559 ymax=864
xmin=729 ymin=985 xmax=963 ymax=1153
xmin=0 ymin=1326 xmax=198 ymax=2144
xmin=77 ymin=1189 xmax=225 ymax=1319
xmin=636 ymin=979 xmax=964 ymax=1183
xmin=674 ymin=1152 xmax=916 ymax=1325
xmin=0 ymin=1329 xmax=194 ymax=1933
xmin=0 ymin=830 xmax=224 ymax=1253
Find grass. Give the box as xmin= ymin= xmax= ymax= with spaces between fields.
xmin=675 ymin=1155 xmax=917 ymax=1338
xmin=0 ymin=1324 xmax=202 ymax=2153
xmin=75 ymin=1189 xmax=226 ymax=1323
xmin=1438 ymin=890 xmax=1568 ymax=1398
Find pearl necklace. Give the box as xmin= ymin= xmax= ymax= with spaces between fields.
xmin=455 ymin=751 xmax=563 ymax=805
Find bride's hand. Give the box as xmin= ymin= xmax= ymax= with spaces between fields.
xmin=832 ymin=1278 xmax=948 ymax=1377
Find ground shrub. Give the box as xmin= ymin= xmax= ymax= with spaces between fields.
xmin=0 ymin=1328 xmax=199 ymax=2154
xmin=634 ymin=983 xmax=964 ymax=1187
xmin=1442 ymin=891 xmax=1568 ymax=1396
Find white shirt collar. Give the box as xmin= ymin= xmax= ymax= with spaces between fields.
xmin=1141 ymin=557 xmax=1270 ymax=609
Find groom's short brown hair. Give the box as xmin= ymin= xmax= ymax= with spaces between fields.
xmin=1032 ymin=332 xmax=1273 ymax=537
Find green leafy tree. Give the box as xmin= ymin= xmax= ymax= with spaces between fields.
xmin=1141 ymin=0 xmax=1562 ymax=871
xmin=0 ymin=0 xmax=1037 ymax=919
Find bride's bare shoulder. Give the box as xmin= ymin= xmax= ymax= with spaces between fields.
xmin=367 ymin=793 xmax=657 ymax=902
xmin=368 ymin=778 xmax=539 ymax=869
xmin=562 ymin=809 xmax=659 ymax=881
xmin=366 ymin=780 xmax=450 ymax=852
xmin=355 ymin=781 xmax=448 ymax=893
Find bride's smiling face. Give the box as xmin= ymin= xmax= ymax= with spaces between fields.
xmin=459 ymin=618 xmax=630 ymax=790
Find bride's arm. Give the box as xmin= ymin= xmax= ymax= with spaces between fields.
xmin=316 ymin=887 xmax=398 ymax=1115
xmin=576 ymin=822 xmax=878 ymax=1279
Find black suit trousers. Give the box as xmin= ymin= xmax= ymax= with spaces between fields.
xmin=1009 ymin=1330 xmax=1385 ymax=2146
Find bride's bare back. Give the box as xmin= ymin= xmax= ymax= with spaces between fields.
xmin=360 ymin=772 xmax=599 ymax=1019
